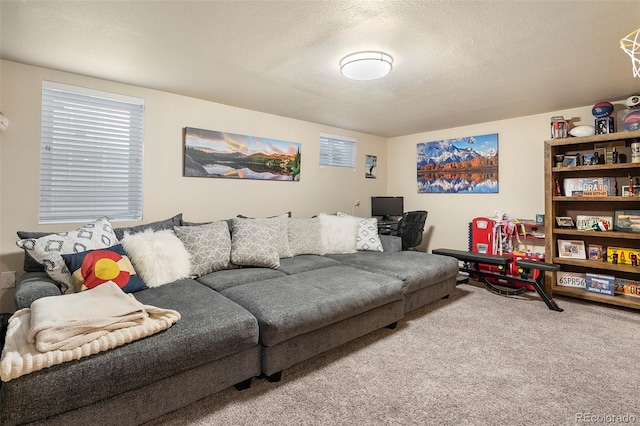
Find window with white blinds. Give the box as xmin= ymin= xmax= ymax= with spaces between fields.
xmin=39 ymin=81 xmax=144 ymax=224
xmin=319 ymin=133 xmax=356 ymax=168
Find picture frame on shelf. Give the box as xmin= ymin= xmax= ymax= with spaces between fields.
xmin=557 ymin=239 xmax=586 ymax=259
xmin=562 ymin=155 xmax=579 ymax=167
xmin=621 ymin=185 xmax=640 ymax=197
xmin=613 ymin=210 xmax=640 ymax=233
xmin=555 ymin=216 xmax=575 ymax=228
xmin=582 ymin=149 xmax=604 ymax=166
xmin=588 ymin=244 xmax=603 ymax=261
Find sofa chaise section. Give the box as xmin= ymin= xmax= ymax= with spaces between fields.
xmin=1 ymin=278 xmax=261 ymax=426
xmin=218 ymin=265 xmax=405 ymax=380
xmin=326 ymin=251 xmax=459 ymax=313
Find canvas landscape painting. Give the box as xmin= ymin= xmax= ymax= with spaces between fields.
xmin=184 ymin=127 xmax=301 ymax=181
xmin=416 ymin=133 xmax=498 ymax=193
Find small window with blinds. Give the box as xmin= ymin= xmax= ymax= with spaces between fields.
xmin=319 ymin=133 xmax=356 ymax=168
xmin=39 ymin=81 xmax=144 ymax=224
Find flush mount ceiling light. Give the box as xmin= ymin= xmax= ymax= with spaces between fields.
xmin=340 ymin=51 xmax=393 ymax=81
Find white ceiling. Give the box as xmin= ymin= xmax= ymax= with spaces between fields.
xmin=1 ymin=1 xmax=639 ymax=138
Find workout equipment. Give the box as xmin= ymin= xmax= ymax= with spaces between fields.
xmin=620 ymin=27 xmax=640 ymax=78
xmin=432 ymin=248 xmax=563 ymax=312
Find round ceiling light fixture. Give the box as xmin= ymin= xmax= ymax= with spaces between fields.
xmin=340 ymin=51 xmax=393 ymax=81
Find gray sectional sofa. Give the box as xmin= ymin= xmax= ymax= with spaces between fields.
xmin=1 ymin=214 xmax=458 ymax=425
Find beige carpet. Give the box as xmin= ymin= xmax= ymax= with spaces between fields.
xmin=149 ymin=283 xmax=640 ymax=426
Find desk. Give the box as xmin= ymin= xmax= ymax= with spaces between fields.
xmin=377 ymin=220 xmax=399 ymax=235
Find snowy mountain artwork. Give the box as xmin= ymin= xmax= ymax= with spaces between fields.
xmin=416 ymin=133 xmax=498 ymax=193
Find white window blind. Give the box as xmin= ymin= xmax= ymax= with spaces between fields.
xmin=319 ymin=133 xmax=356 ymax=168
xmin=40 ymin=81 xmax=144 ymax=224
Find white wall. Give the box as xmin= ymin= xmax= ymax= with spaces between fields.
xmin=0 ymin=59 xmax=628 ymax=313
xmin=0 ymin=60 xmax=387 ymax=312
xmin=386 ymin=103 xmax=625 ymax=254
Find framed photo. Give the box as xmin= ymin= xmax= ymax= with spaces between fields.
xmin=613 ymin=210 xmax=640 ymax=233
xmin=555 ymin=216 xmax=575 ymax=228
xmin=588 ymin=244 xmax=603 ymax=261
xmin=562 ymin=155 xmax=578 ymax=167
xmin=621 ymin=185 xmax=640 ymax=197
xmin=582 ymin=149 xmax=604 ymax=165
xmin=557 ymin=240 xmax=586 ymax=259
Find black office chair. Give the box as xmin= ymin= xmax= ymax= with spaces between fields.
xmin=391 ymin=210 xmax=428 ymax=250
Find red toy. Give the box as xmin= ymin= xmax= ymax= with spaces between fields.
xmin=470 ymin=214 xmax=544 ymax=291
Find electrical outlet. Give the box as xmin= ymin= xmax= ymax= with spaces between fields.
xmin=1 ymin=271 xmax=16 ymax=289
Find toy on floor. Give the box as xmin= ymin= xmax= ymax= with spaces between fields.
xmin=469 ymin=212 xmax=545 ymax=291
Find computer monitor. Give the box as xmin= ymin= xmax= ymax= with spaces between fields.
xmin=371 ymin=196 xmax=404 ymax=221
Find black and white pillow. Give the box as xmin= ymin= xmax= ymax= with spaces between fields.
xmin=15 ymin=217 xmax=118 ymax=293
xmin=337 ymin=212 xmax=384 ymax=252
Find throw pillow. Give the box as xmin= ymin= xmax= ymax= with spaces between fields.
xmin=236 ymin=214 xmax=292 ymax=258
xmin=231 ymin=218 xmax=280 ymax=269
xmin=62 ymin=244 xmax=147 ymax=293
xmin=173 ymin=221 xmax=234 ymax=277
xmin=113 ymin=213 xmax=183 ymax=241
xmin=15 ymin=217 xmax=118 ymax=294
xmin=121 ymin=229 xmax=191 ymax=287
xmin=337 ymin=212 xmax=384 ymax=252
xmin=287 ymin=217 xmax=325 ymax=256
xmin=318 ymin=213 xmax=358 ymax=254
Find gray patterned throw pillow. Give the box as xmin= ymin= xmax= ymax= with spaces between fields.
xmin=174 ymin=221 xmax=234 ymax=277
xmin=231 ymin=219 xmax=280 ymax=269
xmin=15 ymin=217 xmax=118 ymax=293
xmin=287 ymin=218 xmax=324 ymax=255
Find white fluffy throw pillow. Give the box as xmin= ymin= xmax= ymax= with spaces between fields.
xmin=121 ymin=229 xmax=191 ymax=287
xmin=318 ymin=213 xmax=358 ymax=254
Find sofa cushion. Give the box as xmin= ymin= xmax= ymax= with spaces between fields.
xmin=277 ymin=255 xmax=341 ymax=275
xmin=318 ymin=213 xmax=358 ymax=254
xmin=121 ymin=229 xmax=191 ymax=287
xmin=113 ymin=213 xmax=183 ymax=241
xmin=326 ymin=251 xmax=459 ymax=294
xmin=220 ymin=265 xmax=404 ymax=347
xmin=231 ymin=219 xmax=280 ymax=269
xmin=197 ymin=267 xmax=287 ymax=292
xmin=287 ymin=217 xmax=325 ymax=256
xmin=62 ymin=244 xmax=147 ymax=293
xmin=15 ymin=217 xmax=119 ymax=294
xmin=173 ymin=221 xmax=234 ymax=277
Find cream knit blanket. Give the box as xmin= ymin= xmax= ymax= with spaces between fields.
xmin=0 ymin=281 xmax=180 ymax=381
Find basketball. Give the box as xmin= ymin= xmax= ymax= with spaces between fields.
xmin=623 ymin=109 xmax=640 ymax=131
xmin=592 ymin=102 xmax=614 ymax=118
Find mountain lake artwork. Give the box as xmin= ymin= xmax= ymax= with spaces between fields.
xmin=417 ymin=133 xmax=498 ymax=193
xmin=183 ymin=127 xmax=301 ymax=181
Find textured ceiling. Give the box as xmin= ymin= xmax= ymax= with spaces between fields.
xmin=1 ymin=1 xmax=639 ymax=137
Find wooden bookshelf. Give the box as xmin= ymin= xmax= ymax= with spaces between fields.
xmin=544 ymin=129 xmax=640 ymax=309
